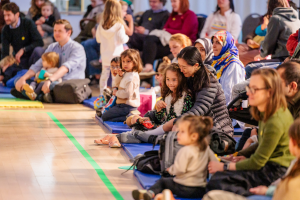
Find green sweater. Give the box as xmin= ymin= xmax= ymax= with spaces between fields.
xmin=236 ymin=107 xmax=295 ymax=170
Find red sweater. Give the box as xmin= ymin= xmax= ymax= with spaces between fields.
xmin=164 ymin=10 xmax=198 ymax=43
xmin=287 ymin=30 xmax=299 ymax=57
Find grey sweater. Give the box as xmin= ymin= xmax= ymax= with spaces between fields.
xmin=260 ymin=7 xmax=300 ymax=59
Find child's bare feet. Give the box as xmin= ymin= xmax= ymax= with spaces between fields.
xmin=154 ymin=189 xmax=175 ymax=200
xmin=108 ymin=135 xmax=121 ymax=148
xmin=94 ymin=135 xmax=111 ymax=145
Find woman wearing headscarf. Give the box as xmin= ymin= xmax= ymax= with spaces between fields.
xmin=212 ymin=30 xmax=245 ymax=104
xmin=195 ymin=38 xmax=214 ymax=65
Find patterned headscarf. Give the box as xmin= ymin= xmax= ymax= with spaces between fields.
xmin=211 ymin=31 xmax=244 ymax=80
xmin=195 ymin=38 xmax=214 ymax=65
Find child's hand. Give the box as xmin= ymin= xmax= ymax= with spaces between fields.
xmin=166 ymin=168 xmax=170 ymax=172
xmin=40 ymin=17 xmax=46 ymax=23
xmin=124 ymin=14 xmax=133 ymax=23
xmin=254 ymin=54 xmax=265 ymax=61
xmin=0 ymin=75 xmax=4 ymax=81
xmin=249 ymin=186 xmax=268 ymax=195
xmin=113 ymin=88 xmax=117 ymax=96
xmin=44 ymin=72 xmax=50 ymax=78
xmin=156 ymin=100 xmax=167 ymax=112
xmin=117 ymin=69 xmax=124 ymax=77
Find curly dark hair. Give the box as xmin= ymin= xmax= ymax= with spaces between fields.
xmin=161 ymin=63 xmax=189 ymax=105
xmin=267 ymin=0 xmax=290 ymax=18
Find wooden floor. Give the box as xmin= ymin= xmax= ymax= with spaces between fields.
xmin=0 ymin=101 xmax=140 ymax=200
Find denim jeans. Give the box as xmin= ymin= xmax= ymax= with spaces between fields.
xmin=81 ymin=38 xmax=101 ymax=77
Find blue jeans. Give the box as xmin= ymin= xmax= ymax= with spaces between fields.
xmin=102 ymin=104 xmax=137 ymax=122
xmin=248 ymin=195 xmax=272 ymax=200
xmin=245 ymin=60 xmax=282 ymax=79
xmin=81 ymin=38 xmax=101 ymax=77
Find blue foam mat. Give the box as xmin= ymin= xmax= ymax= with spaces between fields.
xmin=83 ymin=96 xmax=97 ymax=109
xmin=95 ymin=114 xmax=131 ymax=133
xmin=122 ymin=143 xmax=160 ymax=160
xmin=0 ymin=93 xmax=15 ymax=98
xmin=0 ymin=85 xmax=12 ymax=94
xmin=234 ymin=128 xmax=244 ymax=135
xmin=133 ymin=170 xmax=202 ymax=200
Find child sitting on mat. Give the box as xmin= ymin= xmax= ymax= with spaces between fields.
xmin=94 ymin=63 xmax=193 ymax=146
xmin=0 ymin=55 xmax=17 ymax=86
xmin=154 ymin=56 xmax=171 ymax=96
xmin=132 ymin=115 xmax=218 ymax=200
xmin=23 ymin=52 xmax=61 ymax=100
xmin=100 ymin=49 xmax=142 ymax=123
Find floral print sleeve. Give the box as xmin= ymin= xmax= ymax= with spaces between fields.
xmin=181 ymin=94 xmax=194 ymax=115
xmin=154 ymin=107 xmax=167 ymax=124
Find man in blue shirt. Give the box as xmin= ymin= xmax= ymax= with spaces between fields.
xmin=13 ymin=19 xmax=86 ymax=102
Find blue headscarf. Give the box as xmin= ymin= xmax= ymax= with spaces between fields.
xmin=211 ymin=31 xmax=244 ymax=80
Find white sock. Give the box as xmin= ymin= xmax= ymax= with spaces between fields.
xmin=144 ymin=126 xmax=164 ymax=136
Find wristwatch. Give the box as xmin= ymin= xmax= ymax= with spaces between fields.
xmin=223 ymin=163 xmax=230 ymax=171
xmin=47 ymin=78 xmax=53 ymax=84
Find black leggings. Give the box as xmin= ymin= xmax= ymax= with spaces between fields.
xmin=206 ymin=162 xmax=287 ymax=196
xmin=149 ymin=177 xmax=206 ymax=199
xmin=142 ymin=35 xmax=171 ymax=65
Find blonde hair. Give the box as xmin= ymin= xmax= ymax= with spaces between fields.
xmin=53 ymin=19 xmax=73 ymax=35
xmin=41 ymin=1 xmax=53 ymax=11
xmin=158 ymin=57 xmax=171 ymax=74
xmin=250 ymin=68 xmax=287 ymax=122
xmin=169 ymin=34 xmax=192 ymax=48
xmin=0 ymin=56 xmax=16 ymax=68
xmin=41 ymin=52 xmax=59 ymax=68
xmin=119 ymin=0 xmax=128 ymax=7
xmin=120 ymin=49 xmax=143 ymax=73
xmin=102 ymin=0 xmax=125 ymax=30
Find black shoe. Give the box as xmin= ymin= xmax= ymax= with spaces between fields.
xmin=10 ymin=88 xmax=29 ymax=99
xmin=43 ymin=93 xmax=53 ymax=103
xmin=96 ymin=108 xmax=102 ymax=117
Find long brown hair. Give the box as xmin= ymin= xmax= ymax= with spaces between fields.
xmin=282 ymin=119 xmax=300 ymax=184
xmin=101 ymin=0 xmax=125 ymax=30
xmin=29 ymin=0 xmax=48 ymax=18
xmin=161 ymin=63 xmax=188 ymax=105
xmin=120 ymin=49 xmax=143 ymax=73
xmin=250 ymin=68 xmax=287 ymax=122
xmin=177 ymin=115 xmax=213 ymax=151
xmin=267 ymin=0 xmax=289 ymax=18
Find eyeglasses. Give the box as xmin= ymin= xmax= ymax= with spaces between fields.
xmin=110 ymin=66 xmax=120 ymax=70
xmin=245 ymin=85 xmax=268 ymax=94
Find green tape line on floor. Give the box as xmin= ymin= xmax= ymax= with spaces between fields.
xmin=47 ymin=112 xmax=124 ymax=200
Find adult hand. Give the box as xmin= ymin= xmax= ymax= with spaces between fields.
xmin=15 ymin=48 xmax=25 ymax=64
xmin=254 ymin=54 xmax=265 ymax=61
xmin=155 ymin=100 xmax=167 ymax=112
xmin=124 ymin=14 xmax=133 ymax=23
xmin=15 ymin=77 xmax=26 ymax=92
xmin=247 ymin=39 xmax=255 ymax=47
xmin=208 ymin=161 xmax=224 ymax=174
xmin=42 ymin=80 xmax=51 ymax=94
xmin=135 ymin=26 xmax=145 ymax=34
xmin=232 ymin=156 xmax=246 ymax=163
xmin=249 ymin=186 xmax=268 ymax=195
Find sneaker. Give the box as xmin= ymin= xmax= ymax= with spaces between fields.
xmin=23 ymin=84 xmax=37 ymax=100
xmin=132 ymin=190 xmax=153 ymax=200
xmin=43 ymin=93 xmax=53 ymax=103
xmin=10 ymin=88 xmax=29 ymax=99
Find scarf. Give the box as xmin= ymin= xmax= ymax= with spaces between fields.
xmin=195 ymin=38 xmax=214 ymax=65
xmin=211 ymin=31 xmax=244 ymax=80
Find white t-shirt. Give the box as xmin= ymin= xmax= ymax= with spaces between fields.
xmin=200 ymin=9 xmax=242 ymax=40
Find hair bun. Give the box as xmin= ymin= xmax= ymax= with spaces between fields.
xmin=162 ymin=56 xmax=171 ymax=64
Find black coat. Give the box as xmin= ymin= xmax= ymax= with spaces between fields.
xmin=181 ymin=65 xmax=234 ymax=137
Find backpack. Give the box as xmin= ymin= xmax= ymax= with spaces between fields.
xmin=126 ymin=150 xmax=161 ymax=175
xmin=53 ymin=79 xmax=92 ymax=104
